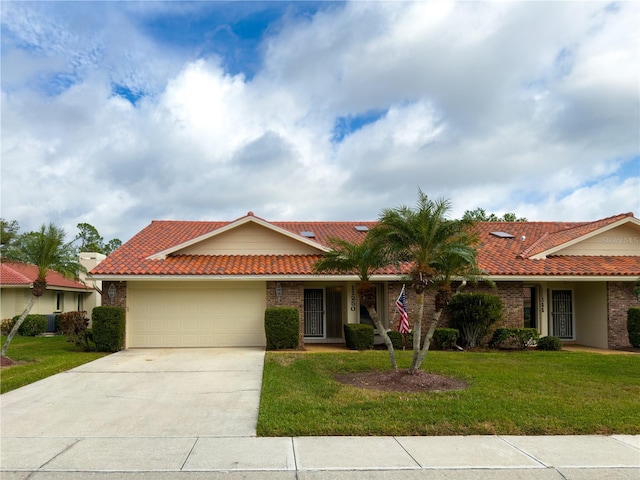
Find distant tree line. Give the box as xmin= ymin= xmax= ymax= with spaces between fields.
xmin=1 ymin=219 xmax=121 ymax=256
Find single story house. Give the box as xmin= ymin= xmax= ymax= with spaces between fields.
xmin=89 ymin=211 xmax=640 ymax=350
xmin=0 ymin=253 xmax=104 ymax=328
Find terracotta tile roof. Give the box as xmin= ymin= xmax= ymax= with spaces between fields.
xmin=91 ymin=213 xmax=640 ymax=278
xmin=0 ymin=262 xmax=91 ymax=290
xmin=517 ymin=213 xmax=634 ymax=259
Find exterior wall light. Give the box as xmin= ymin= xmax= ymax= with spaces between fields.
xmin=275 ymin=282 xmax=283 ymax=303
xmin=108 ymin=283 xmax=117 ymax=304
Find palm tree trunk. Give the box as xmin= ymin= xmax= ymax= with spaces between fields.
xmin=1 ymin=296 xmax=37 ymax=357
xmin=411 ymin=309 xmax=443 ymax=372
xmin=409 ymin=291 xmax=425 ymax=373
xmin=410 ymin=281 xmax=467 ymax=372
xmin=366 ymin=306 xmax=398 ymax=371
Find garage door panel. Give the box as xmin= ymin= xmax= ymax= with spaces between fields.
xmin=127 ymin=281 xmax=266 ymax=347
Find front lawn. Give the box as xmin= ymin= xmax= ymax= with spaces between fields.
xmin=257 ymin=349 xmax=640 ymax=436
xmin=0 ymin=335 xmax=108 ymax=393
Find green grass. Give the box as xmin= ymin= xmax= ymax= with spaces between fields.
xmin=257 ymin=350 xmax=640 ymax=436
xmin=1 ymin=335 xmax=108 ymax=393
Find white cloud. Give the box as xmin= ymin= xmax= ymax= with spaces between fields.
xmin=1 ymin=1 xmax=638 ymax=243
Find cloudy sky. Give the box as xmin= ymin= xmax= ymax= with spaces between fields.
xmin=1 ymin=1 xmax=639 ymax=243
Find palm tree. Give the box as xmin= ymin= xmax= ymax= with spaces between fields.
xmin=1 ymin=224 xmax=84 ymax=358
xmin=314 ymin=236 xmax=398 ymax=370
xmin=370 ymin=189 xmax=483 ymax=373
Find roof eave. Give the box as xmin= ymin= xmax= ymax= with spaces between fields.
xmin=486 ymin=274 xmax=639 ymax=282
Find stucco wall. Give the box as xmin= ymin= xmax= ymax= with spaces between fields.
xmin=574 ymin=282 xmax=608 ymax=349
xmin=1 ymin=288 xmax=81 ymax=320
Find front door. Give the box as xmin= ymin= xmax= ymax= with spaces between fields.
xmin=304 ymin=288 xmax=325 ymax=338
xmin=551 ymin=290 xmax=574 ymax=339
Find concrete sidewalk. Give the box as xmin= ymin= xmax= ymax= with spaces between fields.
xmin=2 ymin=434 xmax=638 ymax=479
xmin=1 ymin=349 xmax=638 ymax=478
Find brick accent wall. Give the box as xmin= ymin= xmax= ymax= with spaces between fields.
xmin=387 ymin=281 xmax=525 ymax=339
xmin=386 ymin=282 xmax=435 ymax=335
xmin=101 ymin=281 xmax=127 ymax=309
xmin=267 ymin=281 xmax=305 ymax=349
xmin=607 ymin=281 xmax=637 ymax=349
xmin=458 ymin=281 xmax=525 ymax=329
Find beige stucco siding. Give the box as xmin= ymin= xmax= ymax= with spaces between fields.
xmin=127 ymin=281 xmax=266 ymax=347
xmin=557 ymin=225 xmax=640 ymax=256
xmin=177 ymin=222 xmax=322 ymax=255
xmin=1 ymin=288 xmax=80 ymax=319
xmin=574 ymin=282 xmax=608 ymax=349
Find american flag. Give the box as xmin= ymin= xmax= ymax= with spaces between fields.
xmin=396 ymin=285 xmax=410 ymax=334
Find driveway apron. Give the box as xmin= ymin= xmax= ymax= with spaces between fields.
xmin=0 ymin=348 xmax=265 ymax=438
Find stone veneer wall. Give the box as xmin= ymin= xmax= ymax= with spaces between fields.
xmin=607 ymin=281 xmax=637 ymax=349
xmin=100 ymin=281 xmax=127 ymax=348
xmin=266 ymin=281 xmax=305 ymax=349
xmin=101 ymin=281 xmax=127 ymax=309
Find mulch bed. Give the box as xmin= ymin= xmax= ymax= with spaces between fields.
xmin=335 ymin=369 xmax=468 ymax=393
xmin=1 ymin=356 xmax=18 ymax=367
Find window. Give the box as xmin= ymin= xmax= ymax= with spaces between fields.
xmin=523 ymin=286 xmax=537 ymax=329
xmin=55 ymin=292 xmax=64 ymax=312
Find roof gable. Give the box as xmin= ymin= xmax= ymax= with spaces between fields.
xmin=522 ymin=213 xmax=639 ymax=259
xmin=148 ymin=213 xmax=329 ymax=260
xmin=175 ymin=221 xmax=326 ymax=255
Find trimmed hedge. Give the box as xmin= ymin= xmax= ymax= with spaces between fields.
xmin=432 ymin=328 xmax=459 ymax=350
xmin=92 ymin=306 xmax=125 ymax=352
xmin=13 ymin=314 xmax=47 ymax=337
xmin=447 ymin=293 xmax=504 ymax=347
xmin=537 ymin=335 xmax=562 ymax=351
xmin=628 ymin=307 xmax=640 ymax=348
xmin=387 ymin=330 xmax=413 ymax=350
xmin=344 ymin=324 xmax=374 ymax=350
xmin=489 ymin=328 xmax=540 ymax=350
xmin=387 ymin=328 xmax=458 ymax=350
xmin=265 ymin=307 xmax=299 ymax=350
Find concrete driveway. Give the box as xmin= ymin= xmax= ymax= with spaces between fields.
xmin=0 ymin=347 xmax=265 ymax=438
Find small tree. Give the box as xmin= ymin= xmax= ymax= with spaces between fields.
xmin=314 ymin=236 xmax=398 ymax=370
xmin=1 ymin=224 xmax=84 ymax=358
xmin=447 ymin=293 xmax=504 ymax=347
xmin=371 ymin=189 xmax=485 ymax=373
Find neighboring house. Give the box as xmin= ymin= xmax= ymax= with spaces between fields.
xmin=89 ymin=212 xmax=640 ymax=350
xmin=0 ymin=259 xmax=98 ymax=329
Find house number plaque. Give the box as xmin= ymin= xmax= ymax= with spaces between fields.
xmin=350 ymin=286 xmax=356 ymax=311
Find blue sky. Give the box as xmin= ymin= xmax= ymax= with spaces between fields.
xmin=1 ymin=1 xmax=638 ymax=242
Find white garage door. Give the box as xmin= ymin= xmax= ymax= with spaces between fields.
xmin=127 ymin=281 xmax=266 ymax=347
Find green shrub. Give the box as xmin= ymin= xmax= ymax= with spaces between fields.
xmin=1 ymin=318 xmax=16 ymax=336
xmin=265 ymin=307 xmax=299 ymax=350
xmin=58 ymin=311 xmax=92 ymax=350
xmin=490 ymin=328 xmax=540 ymax=350
xmin=627 ymin=307 xmax=640 ymax=348
xmin=387 ymin=330 xmax=413 ymax=350
xmin=92 ymin=306 xmax=125 ymax=352
xmin=536 ymin=335 xmax=562 ymax=351
xmin=344 ymin=324 xmax=374 ymax=350
xmin=447 ymin=293 xmax=504 ymax=348
xmin=432 ymin=328 xmax=459 ymax=350
xmin=13 ymin=314 xmax=47 ymax=337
